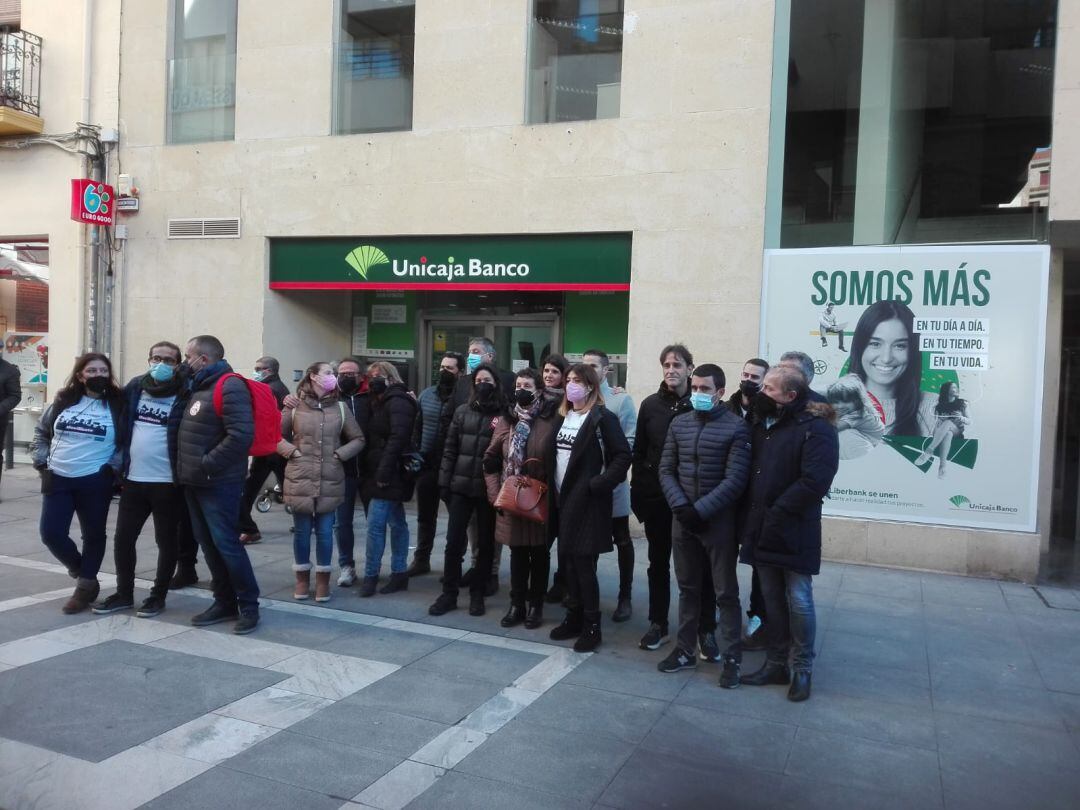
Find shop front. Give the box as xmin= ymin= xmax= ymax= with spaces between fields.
xmin=269 ymin=233 xmax=632 ymax=390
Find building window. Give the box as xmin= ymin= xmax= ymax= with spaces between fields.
xmin=166 ymin=0 xmax=237 ymax=145
xmin=767 ymin=0 xmax=1056 ymax=248
xmin=333 ymin=0 xmax=415 ymax=135
xmin=527 ymin=0 xmax=624 ymax=124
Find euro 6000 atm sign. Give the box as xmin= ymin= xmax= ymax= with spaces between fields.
xmin=269 ymin=234 xmax=631 ymax=292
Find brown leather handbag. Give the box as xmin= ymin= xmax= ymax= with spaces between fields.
xmin=494 ymin=459 xmax=548 ymax=524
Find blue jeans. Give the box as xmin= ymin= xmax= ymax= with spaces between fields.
xmin=293 ymin=511 xmax=335 ymax=569
xmin=758 ymin=565 xmax=816 ymax=672
xmin=40 ymin=468 xmax=114 ymax=580
xmin=365 ymin=498 xmax=409 ymax=577
xmin=335 ymin=476 xmax=361 ymax=568
xmin=185 ymin=483 xmax=260 ymax=614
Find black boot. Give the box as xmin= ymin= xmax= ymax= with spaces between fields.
xmin=459 ymin=567 xmax=477 ymax=588
xmin=469 ymin=592 xmax=486 ymax=616
xmin=359 ymin=576 xmax=378 ymax=597
xmin=741 ymin=661 xmax=791 ymax=686
xmin=524 ymin=602 xmax=544 ymax=629
xmin=500 ymin=603 xmax=526 ymax=628
xmin=612 ymin=596 xmax=632 ymax=623
xmin=549 ymin=610 xmax=584 ymax=641
xmin=544 ymin=571 xmax=565 ymax=604
xmin=574 ymin=616 xmax=602 ymax=652
xmin=379 ymin=573 xmax=409 ymax=594
xmin=788 ymin=670 xmax=812 ymax=702
xmin=169 ymin=565 xmax=199 ymax=590
xmin=405 ymin=556 xmax=431 ymax=577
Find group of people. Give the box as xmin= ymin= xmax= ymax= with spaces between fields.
xmin=30 ymin=332 xmax=841 ymax=701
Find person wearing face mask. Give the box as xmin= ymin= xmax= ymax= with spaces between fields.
xmin=31 ymin=353 xmax=124 ymax=614
xmin=277 ymin=362 xmax=365 ymax=601
xmin=738 ymin=366 xmax=839 ymax=702
xmin=429 ymin=365 xmax=508 ymax=617
xmin=407 ymin=351 xmax=466 ymax=577
xmin=657 ymin=364 xmax=751 ymax=685
xmin=546 ymin=364 xmax=631 ymax=652
xmin=360 ymin=361 xmax=418 ymax=596
xmin=483 ymin=368 xmax=558 ymax=629
xmin=0 ymin=352 xmax=21 ymax=502
xmin=726 ymin=357 xmax=770 ymax=650
xmin=330 ymin=357 xmax=371 ymax=587
xmin=238 ymin=356 xmax=291 ymax=545
xmin=93 ymin=342 xmax=191 ymax=618
xmin=538 ymin=353 xmax=570 ymax=603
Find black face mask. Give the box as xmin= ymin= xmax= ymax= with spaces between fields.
xmin=752 ymin=391 xmax=781 ymax=419
xmin=438 ymin=369 xmax=457 ymax=388
xmin=369 ymin=377 xmax=388 ymax=396
xmin=739 ymin=379 xmax=761 ymax=398
xmin=338 ymin=376 xmax=358 ymax=396
xmin=514 ymin=388 xmax=536 ymax=407
xmin=475 ymin=382 xmax=496 ymax=402
xmin=85 ymin=376 xmax=110 ymax=395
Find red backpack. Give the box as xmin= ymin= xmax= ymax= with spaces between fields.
xmin=212 ymin=373 xmax=282 ymax=456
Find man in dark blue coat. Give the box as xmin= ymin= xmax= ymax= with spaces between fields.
xmin=738 ymin=365 xmax=839 ymax=701
xmin=177 ymin=335 xmax=260 ymax=634
xmin=658 ymin=364 xmax=751 ymax=687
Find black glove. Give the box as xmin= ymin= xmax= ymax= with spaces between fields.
xmin=674 ymin=505 xmax=706 ymax=533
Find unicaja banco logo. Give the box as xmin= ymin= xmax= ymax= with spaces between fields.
xmin=345 ymin=245 xmax=391 ymax=280
xmin=949 ymin=495 xmax=969 ymax=507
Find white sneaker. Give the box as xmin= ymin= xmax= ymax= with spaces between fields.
xmin=337 ymin=566 xmax=357 ymax=587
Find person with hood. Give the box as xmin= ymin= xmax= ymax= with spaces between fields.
xmin=429 ymin=364 xmax=507 ymax=617
xmin=93 ymin=341 xmax=190 ymax=618
xmin=176 ymin=335 xmax=260 ymax=634
xmin=277 ymin=361 xmax=365 ymax=602
xmin=360 ymin=361 xmax=418 ymax=597
xmin=738 ymin=365 xmax=839 ymax=702
xmin=31 ymin=352 xmax=124 ymax=614
xmin=238 ymin=356 xmax=290 ymax=545
xmin=657 ymin=363 xmax=751 ymax=686
xmin=483 ymin=367 xmax=558 ymax=629
xmin=547 ymin=364 xmax=632 ymax=652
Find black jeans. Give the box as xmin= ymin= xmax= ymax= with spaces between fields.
xmin=175 ymin=485 xmax=198 ymax=568
xmin=413 ymin=467 xmax=440 ymax=561
xmin=510 ymin=545 xmax=550 ymax=606
xmin=442 ymin=493 xmax=495 ymax=597
xmin=238 ymin=455 xmax=285 ymax=535
xmin=613 ymin=515 xmax=633 ymax=600
xmin=114 ymin=481 xmax=183 ymax=599
xmin=748 ymin=566 xmax=767 ymax=622
xmin=643 ymin=502 xmax=717 ymax=629
xmin=672 ymin=525 xmax=739 ymax=660
xmin=564 ymin=552 xmax=601 ymax=622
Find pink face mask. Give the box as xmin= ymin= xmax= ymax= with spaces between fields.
xmin=317 ymin=374 xmax=338 ymax=393
xmin=566 ymin=381 xmax=589 ymax=403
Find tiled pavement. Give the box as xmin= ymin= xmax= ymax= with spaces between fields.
xmin=1 ymin=466 xmax=1079 ymax=809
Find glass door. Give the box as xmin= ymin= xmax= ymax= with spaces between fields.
xmin=421 ymin=316 xmax=559 ymax=390
xmin=424 ymin=321 xmax=484 ymax=388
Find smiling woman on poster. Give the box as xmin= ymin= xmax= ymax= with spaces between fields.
xmin=848 ymin=300 xmax=935 ymax=437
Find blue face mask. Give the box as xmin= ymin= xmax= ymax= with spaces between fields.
xmin=690 ymin=392 xmax=715 ymax=412
xmin=467 ymin=354 xmax=483 ymax=372
xmin=253 ymin=371 xmax=266 ymax=382
xmin=149 ymin=362 xmax=175 ymax=382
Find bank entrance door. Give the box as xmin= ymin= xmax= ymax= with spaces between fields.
xmin=422 ymin=315 xmax=559 ymax=387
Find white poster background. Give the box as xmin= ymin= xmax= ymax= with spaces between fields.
xmin=761 ymin=245 xmax=1049 ymax=532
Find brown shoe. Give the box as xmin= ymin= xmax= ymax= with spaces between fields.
xmin=314 ymin=571 xmax=331 ymax=602
xmin=239 ymin=532 xmax=262 ymax=545
xmin=293 ymin=569 xmax=311 ymax=600
xmin=63 ymin=578 xmax=100 ymax=614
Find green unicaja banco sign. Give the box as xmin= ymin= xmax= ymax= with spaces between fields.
xmin=269 ymin=233 xmax=631 ymax=291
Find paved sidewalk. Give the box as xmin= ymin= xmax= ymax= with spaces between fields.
xmin=1 ymin=465 xmax=1079 ymax=809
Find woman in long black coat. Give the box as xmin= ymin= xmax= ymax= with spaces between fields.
xmin=546 ymin=363 xmax=631 ymax=652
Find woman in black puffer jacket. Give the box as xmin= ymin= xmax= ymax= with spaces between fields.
xmin=429 ymin=364 xmax=507 ymax=618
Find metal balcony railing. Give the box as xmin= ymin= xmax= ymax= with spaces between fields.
xmin=0 ymin=28 xmax=42 ymax=117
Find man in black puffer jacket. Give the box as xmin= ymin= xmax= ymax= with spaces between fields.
xmin=177 ymin=335 xmax=260 ymax=634
xmin=658 ymin=363 xmax=751 ymax=686
xmin=738 ymin=365 xmax=838 ymax=702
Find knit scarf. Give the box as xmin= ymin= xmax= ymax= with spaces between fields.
xmin=140 ymin=370 xmax=184 ymax=398
xmin=507 ymin=401 xmax=539 ymax=477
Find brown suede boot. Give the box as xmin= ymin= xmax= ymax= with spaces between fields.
xmin=63 ymin=578 xmax=100 ymax=614
xmin=293 ymin=569 xmax=311 ymax=600
xmin=314 ymin=571 xmax=332 ymax=602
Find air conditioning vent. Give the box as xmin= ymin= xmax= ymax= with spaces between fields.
xmin=167 ymin=218 xmax=241 ymax=239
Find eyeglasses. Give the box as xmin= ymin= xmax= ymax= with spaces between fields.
xmin=149 ymin=355 xmax=179 ymax=366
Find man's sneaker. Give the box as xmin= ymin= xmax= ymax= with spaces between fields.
xmin=698 ymin=631 xmax=721 ymax=662
xmin=719 ymin=656 xmax=741 ymax=689
xmin=92 ymin=593 xmax=134 ymax=615
xmin=191 ymin=601 xmax=239 ymax=627
xmin=638 ymin=623 xmax=669 ymax=651
xmin=657 ymin=648 xmax=697 ymax=673
xmin=136 ymin=596 xmax=166 ymax=618
xmin=337 ymin=565 xmax=357 ymax=587
xmin=233 ymin=612 xmax=259 ymax=635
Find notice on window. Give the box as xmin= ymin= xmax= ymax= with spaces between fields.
xmin=371 ymin=304 xmax=406 ymax=324
xmin=761 ymin=245 xmax=1049 ymax=533
xmin=351 ymin=316 xmax=368 ymax=355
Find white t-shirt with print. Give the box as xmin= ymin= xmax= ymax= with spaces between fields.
xmin=555 ymin=410 xmax=587 ymax=492
xmin=49 ymin=396 xmax=115 ymax=478
xmin=128 ymin=392 xmax=176 ymax=483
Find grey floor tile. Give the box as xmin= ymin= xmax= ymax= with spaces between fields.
xmin=561 ymin=648 xmax=694 ymax=702
xmin=839 ymin=569 xmax=922 ymax=601
xmin=405 ymin=771 xmax=589 ymax=810
xmin=316 ymin=623 xmax=452 ymax=666
xmin=834 ymin=590 xmax=921 ymax=618
xmin=784 ymin=726 xmax=942 ymax=806
xmin=408 ymin=639 xmax=545 ymax=686
xmin=776 ymin=775 xmax=943 ymax=810
xmin=290 ymin=703 xmax=449 ymax=758
xmin=930 ymin=669 xmax=1066 ymax=729
xmin=1051 ymin=690 xmax=1080 ymax=730
xmin=341 ymin=665 xmax=500 ymax=725
xmin=640 ymin=703 xmax=796 ymax=774
xmin=514 ymin=682 xmax=667 ymax=743
xmin=817 ymin=629 xmax=929 ymax=673
xmin=140 ymin=763 xmax=342 ymax=810
xmin=920 ymin=576 xmax=1008 ymax=610
xmin=599 ymin=748 xmax=781 ymax=810
xmin=223 ymin=729 xmax=398 ymax=800
xmin=0 ymin=565 xmax=75 ymax=601
xmin=798 ymin=690 xmax=937 ymax=749
xmin=0 ymin=640 xmax=284 ymax=762
xmin=456 ymin=718 xmax=635 ymax=804
xmin=0 ymin=598 xmax=98 ymax=644
xmin=827 ymin=608 xmax=925 ymax=642
xmin=676 ymin=663 xmax=807 ymax=724
xmin=196 ymin=610 xmax=358 ymax=649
